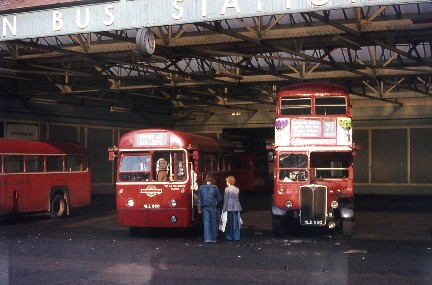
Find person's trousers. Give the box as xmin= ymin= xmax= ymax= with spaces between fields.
xmin=226 ymin=211 xmax=240 ymax=241
xmin=202 ymin=206 xmax=217 ymax=242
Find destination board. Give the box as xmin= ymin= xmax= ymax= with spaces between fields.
xmin=275 ymin=117 xmax=351 ymax=147
xmin=291 ymin=119 xmax=321 ymax=137
xmin=135 ymin=132 xmax=168 ymax=147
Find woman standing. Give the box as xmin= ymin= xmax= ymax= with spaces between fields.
xmin=198 ymin=174 xmax=222 ymax=243
xmin=222 ymin=176 xmax=242 ymax=241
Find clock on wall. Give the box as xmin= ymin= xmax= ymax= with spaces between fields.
xmin=136 ymin=27 xmax=156 ymax=57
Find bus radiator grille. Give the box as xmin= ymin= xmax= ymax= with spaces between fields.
xmin=299 ymin=185 xmax=327 ymax=226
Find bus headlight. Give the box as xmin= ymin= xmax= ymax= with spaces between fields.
xmin=285 ymin=200 xmax=293 ymax=208
xmin=127 ymin=199 xmax=135 ymax=207
xmin=331 ymin=201 xmax=339 ymax=209
xmin=169 ymin=199 xmax=177 ymax=207
xmin=278 ymin=185 xmax=285 ymax=194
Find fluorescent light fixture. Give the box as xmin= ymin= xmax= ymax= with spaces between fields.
xmin=30 ymin=98 xmax=58 ymax=105
xmin=176 ymin=94 xmax=200 ymax=101
xmin=110 ymin=106 xmax=131 ymax=112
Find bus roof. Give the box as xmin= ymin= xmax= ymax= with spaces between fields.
xmin=0 ymin=139 xmax=88 ymax=155
xmin=118 ymin=129 xmax=234 ymax=151
xmin=278 ymin=83 xmax=348 ymax=99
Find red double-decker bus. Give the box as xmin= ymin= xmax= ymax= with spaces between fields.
xmin=109 ymin=129 xmax=238 ymax=232
xmin=233 ymin=152 xmax=270 ymax=192
xmin=0 ymin=139 xmax=91 ymax=219
xmin=272 ymin=83 xmax=356 ymax=237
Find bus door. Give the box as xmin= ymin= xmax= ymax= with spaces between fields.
xmin=3 ymin=155 xmax=26 ymax=214
xmin=25 ymin=155 xmax=49 ymax=212
xmin=190 ymin=162 xmax=198 ymax=221
xmin=65 ymin=154 xmax=88 ymax=206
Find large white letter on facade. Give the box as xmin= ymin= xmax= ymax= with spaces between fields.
xmin=103 ymin=5 xmax=115 ymax=26
xmin=202 ymin=0 xmax=207 ymax=17
xmin=221 ymin=0 xmax=241 ymax=15
xmin=103 ymin=5 xmax=114 ymax=26
xmin=52 ymin=11 xmax=63 ymax=31
xmin=286 ymin=0 xmax=291 ymax=9
xmin=76 ymin=7 xmax=90 ymax=29
xmin=309 ymin=0 xmax=329 ymax=6
xmin=172 ymin=0 xmax=184 ymax=20
xmin=257 ymin=0 xmax=262 ymax=12
xmin=2 ymin=16 xmax=17 ymax=37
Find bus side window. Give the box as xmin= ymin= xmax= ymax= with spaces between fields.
xmin=204 ymin=153 xmax=212 ymax=172
xmin=66 ymin=155 xmax=82 ymax=171
xmin=198 ymin=153 xmax=205 ymax=173
xmin=81 ymin=156 xmax=88 ymax=171
xmin=4 ymin=155 xmax=24 ymax=173
xmin=46 ymin=156 xmax=64 ymax=172
xmin=26 ymin=155 xmax=44 ymax=172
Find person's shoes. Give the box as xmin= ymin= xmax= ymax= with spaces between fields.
xmin=204 ymin=240 xmax=212 ymax=243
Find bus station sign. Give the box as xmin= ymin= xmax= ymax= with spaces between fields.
xmin=1 ymin=0 xmax=430 ymax=41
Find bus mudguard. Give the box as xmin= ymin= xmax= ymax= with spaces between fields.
xmin=339 ymin=198 xmax=354 ymax=220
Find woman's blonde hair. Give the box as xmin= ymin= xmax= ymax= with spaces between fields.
xmin=226 ymin=176 xmax=235 ymax=185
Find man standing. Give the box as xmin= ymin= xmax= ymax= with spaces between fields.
xmin=197 ymin=174 xmax=222 ymax=242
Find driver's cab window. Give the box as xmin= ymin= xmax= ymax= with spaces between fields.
xmin=118 ymin=154 xmax=150 ymax=182
xmin=278 ymin=153 xmax=308 ymax=182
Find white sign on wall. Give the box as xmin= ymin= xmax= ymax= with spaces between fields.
xmin=6 ymin=123 xmax=39 ymax=140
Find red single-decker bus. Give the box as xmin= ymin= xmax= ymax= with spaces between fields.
xmin=109 ymin=129 xmax=237 ymax=233
xmin=0 ymin=139 xmax=91 ymax=219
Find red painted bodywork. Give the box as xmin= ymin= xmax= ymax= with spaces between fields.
xmin=0 ymin=139 xmax=91 ymax=216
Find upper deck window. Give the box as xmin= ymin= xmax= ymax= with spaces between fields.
xmin=315 ymin=96 xmax=346 ymax=115
xmin=280 ymin=98 xmax=311 ymax=115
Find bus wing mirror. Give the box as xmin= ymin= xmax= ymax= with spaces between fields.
xmin=108 ymin=146 xmax=118 ymax=161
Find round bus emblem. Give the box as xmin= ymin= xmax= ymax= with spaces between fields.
xmin=140 ymin=186 xmax=162 ymax=197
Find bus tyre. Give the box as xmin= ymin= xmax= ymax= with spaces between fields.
xmin=342 ymin=220 xmax=354 ymax=237
xmin=272 ymin=216 xmax=287 ymax=237
xmin=50 ymin=194 xmax=67 ymax=219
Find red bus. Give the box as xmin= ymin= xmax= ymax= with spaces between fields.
xmin=233 ymin=152 xmax=271 ymax=192
xmin=109 ymin=129 xmax=237 ymax=232
xmin=272 ymin=83 xmax=356 ymax=237
xmin=0 ymin=139 xmax=91 ymax=219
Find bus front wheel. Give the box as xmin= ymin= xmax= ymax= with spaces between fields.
xmin=50 ymin=194 xmax=67 ymax=219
